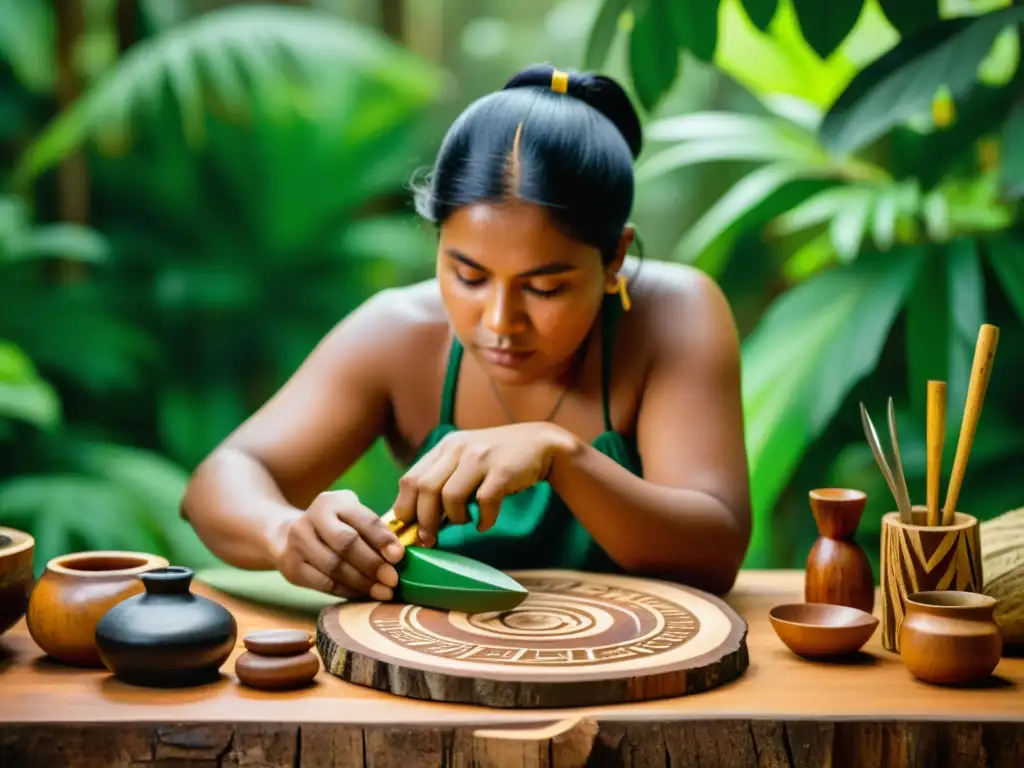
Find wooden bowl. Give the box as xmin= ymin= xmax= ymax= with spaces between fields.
xmin=0 ymin=527 xmax=35 ymax=637
xmin=769 ymin=602 xmax=879 ymax=659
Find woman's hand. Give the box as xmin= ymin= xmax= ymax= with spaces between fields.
xmin=392 ymin=423 xmax=578 ymax=546
xmin=274 ymin=490 xmax=405 ymax=599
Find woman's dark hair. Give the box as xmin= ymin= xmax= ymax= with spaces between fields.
xmin=413 ymin=64 xmax=642 ymax=264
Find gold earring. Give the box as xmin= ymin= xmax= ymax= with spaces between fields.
xmin=617 ymin=274 xmax=631 ymax=312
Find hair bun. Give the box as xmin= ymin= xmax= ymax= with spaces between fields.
xmin=503 ymin=64 xmax=643 ymax=159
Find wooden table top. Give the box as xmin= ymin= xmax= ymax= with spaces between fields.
xmin=1 ymin=569 xmax=1022 ymax=726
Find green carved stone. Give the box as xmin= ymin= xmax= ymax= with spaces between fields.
xmin=395 ymin=546 xmax=528 ymax=613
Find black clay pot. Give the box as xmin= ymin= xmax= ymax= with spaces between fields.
xmin=95 ymin=566 xmax=237 ymax=687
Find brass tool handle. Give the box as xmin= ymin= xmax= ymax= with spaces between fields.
xmin=380 ymin=509 xmax=451 ymax=548
xmin=381 ymin=509 xmax=421 ymax=548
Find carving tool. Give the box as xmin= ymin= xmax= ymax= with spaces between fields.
xmin=926 ymin=380 xmax=946 ymax=527
xmin=860 ymin=402 xmax=912 ymax=523
xmin=379 ymin=509 xmax=528 ymax=613
xmin=942 ymin=324 xmax=1000 ymax=526
xmin=886 ymin=397 xmax=913 ymax=524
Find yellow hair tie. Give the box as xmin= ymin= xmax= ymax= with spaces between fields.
xmin=551 ymin=69 xmax=569 ymax=94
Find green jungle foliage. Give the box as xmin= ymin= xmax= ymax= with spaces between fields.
xmin=1 ymin=1 xmax=1022 ymax=609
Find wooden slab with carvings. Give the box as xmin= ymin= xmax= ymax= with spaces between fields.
xmin=1 ymin=569 xmax=1023 ymax=768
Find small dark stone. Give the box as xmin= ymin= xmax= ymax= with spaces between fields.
xmin=0 ymin=534 xmax=12 ymax=550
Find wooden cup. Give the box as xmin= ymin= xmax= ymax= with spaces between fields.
xmin=879 ymin=506 xmax=983 ymax=653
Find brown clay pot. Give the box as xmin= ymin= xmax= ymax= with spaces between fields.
xmin=26 ymin=550 xmax=169 ymax=667
xmin=899 ymin=590 xmax=1002 ymax=685
xmin=0 ymin=527 xmax=35 ymax=637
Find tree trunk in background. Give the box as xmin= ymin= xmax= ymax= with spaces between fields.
xmin=53 ymin=0 xmax=89 ymax=282
xmin=379 ymin=0 xmax=404 ymax=42
xmin=116 ymin=0 xmax=139 ymax=53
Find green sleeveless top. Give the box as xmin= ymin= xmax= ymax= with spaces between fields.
xmin=412 ymin=295 xmax=643 ymax=572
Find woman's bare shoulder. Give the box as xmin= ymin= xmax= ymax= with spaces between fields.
xmin=627 ymin=260 xmax=739 ymax=365
xmin=630 ymin=259 xmax=726 ymax=304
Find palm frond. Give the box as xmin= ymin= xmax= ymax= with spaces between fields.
xmin=12 ymin=4 xmax=445 ymax=187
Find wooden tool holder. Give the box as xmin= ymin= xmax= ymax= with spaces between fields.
xmin=879 ymin=507 xmax=983 ymax=652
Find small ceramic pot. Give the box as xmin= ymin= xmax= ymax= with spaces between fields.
xmin=95 ymin=565 xmax=237 ymax=687
xmin=26 ymin=551 xmax=169 ymax=666
xmin=899 ymin=590 xmax=1002 ymax=685
xmin=0 ymin=527 xmax=35 ymax=637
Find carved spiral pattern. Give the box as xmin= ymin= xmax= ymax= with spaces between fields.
xmin=368 ymin=577 xmax=701 ymax=667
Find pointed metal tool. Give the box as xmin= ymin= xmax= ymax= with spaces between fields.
xmin=380 ymin=509 xmax=528 ymax=613
xmin=859 ymin=402 xmax=912 ymax=524
xmin=886 ymin=397 xmax=914 ymax=523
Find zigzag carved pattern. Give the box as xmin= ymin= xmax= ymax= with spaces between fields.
xmin=880 ymin=524 xmax=982 ymax=653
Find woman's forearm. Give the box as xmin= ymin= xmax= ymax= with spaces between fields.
xmin=181 ymin=448 xmax=302 ymax=570
xmin=546 ymin=433 xmax=750 ymax=594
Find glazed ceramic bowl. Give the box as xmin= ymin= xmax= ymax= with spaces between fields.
xmin=769 ymin=602 xmax=879 ymax=659
xmin=899 ymin=590 xmax=1002 ymax=685
xmin=0 ymin=527 xmax=35 ymax=637
xmin=26 ymin=550 xmax=169 ymax=666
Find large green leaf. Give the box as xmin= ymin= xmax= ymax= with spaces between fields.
xmin=0 ymin=283 xmax=159 ymax=395
xmin=69 ymin=440 xmax=220 ymax=569
xmin=945 ymin=240 xmax=987 ymax=424
xmin=820 ymin=6 xmax=1024 ymax=153
xmin=878 ymin=0 xmax=941 ymax=38
xmin=1001 ymin=94 xmax=1024 ymax=199
xmin=0 ymin=341 xmax=59 ymax=430
xmin=0 ymin=475 xmax=167 ymax=574
xmin=987 ymin=232 xmax=1024 ymax=327
xmin=740 ymin=248 xmax=926 ymax=566
xmin=629 ymin=0 xmax=680 ymax=113
xmin=741 ymin=0 xmax=779 ymax=31
xmin=668 ymin=0 xmax=722 ymax=63
xmin=792 ymin=0 xmax=866 ymax=60
xmin=196 ymin=566 xmax=343 ymax=615
xmin=0 ymin=436 xmax=222 ymax=573
xmin=645 ymin=110 xmax=820 ymax=144
xmin=583 ymin=0 xmax=634 ymax=69
xmin=904 ymin=240 xmax=985 ymax=431
xmin=828 ymin=187 xmax=874 ymax=261
xmin=770 ymin=184 xmax=876 ymax=261
xmin=0 ymin=196 xmax=29 ymax=245
xmin=639 ymin=112 xmax=829 ymax=180
xmin=780 ymin=230 xmax=835 ymax=280
xmin=157 ymin=381 xmax=251 ymax=470
xmin=5 ymin=223 xmax=110 ymax=265
xmin=673 ymin=163 xmax=840 ymax=268
xmin=892 ymin=81 xmax=1020 ymax=186
xmin=0 ymin=0 xmax=55 ymax=93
